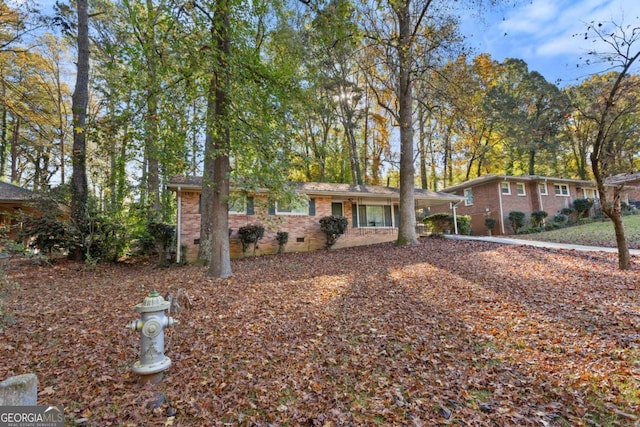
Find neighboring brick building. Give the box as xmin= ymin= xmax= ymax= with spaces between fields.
xmin=605 ymin=172 xmax=640 ymax=207
xmin=167 ymin=177 xmax=463 ymax=261
xmin=431 ymin=175 xmax=597 ymax=235
xmin=0 ymin=181 xmax=35 ymax=240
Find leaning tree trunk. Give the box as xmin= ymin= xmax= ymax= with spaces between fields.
xmin=70 ymin=0 xmax=90 ymax=261
xmin=597 ymin=181 xmax=631 ymax=270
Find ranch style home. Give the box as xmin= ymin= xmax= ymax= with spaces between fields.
xmin=0 ymin=181 xmax=35 ymax=241
xmin=167 ymin=176 xmax=464 ymax=261
xmin=430 ymin=175 xmax=599 ymax=235
xmin=605 ymin=171 xmax=640 ymax=208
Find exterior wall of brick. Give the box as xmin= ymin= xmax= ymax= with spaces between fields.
xmin=431 ymin=177 xmax=590 ymax=235
xmin=177 ymin=193 xmax=399 ymax=261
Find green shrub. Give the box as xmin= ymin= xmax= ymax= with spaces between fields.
xmin=507 ymin=211 xmax=526 ymax=234
xmin=319 ymin=215 xmax=348 ymax=249
xmin=560 ymin=207 xmax=576 ymax=224
xmin=484 ymin=217 xmax=497 ymax=231
xmin=423 ymin=213 xmax=471 ymax=235
xmin=519 ymin=226 xmax=545 ymax=234
xmin=238 ymin=224 xmax=265 ymax=255
xmin=276 ymin=231 xmax=288 ymax=254
xmin=147 ymin=222 xmax=175 ymax=265
xmin=18 ymin=197 xmax=79 ymax=258
xmin=456 ymin=215 xmax=472 ymax=235
xmin=553 ymin=213 xmax=568 ymax=226
xmin=573 ymin=198 xmax=594 ymax=218
xmin=530 ymin=210 xmax=548 ymax=228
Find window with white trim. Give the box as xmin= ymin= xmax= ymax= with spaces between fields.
xmin=539 ymin=183 xmax=548 ymax=195
xmin=516 ymin=183 xmax=526 ymax=196
xmin=357 ymin=204 xmax=393 ymax=227
xmin=500 ymin=182 xmax=511 ymax=195
xmin=464 ymin=188 xmax=474 ymax=206
xmin=554 ymin=184 xmax=569 ymax=196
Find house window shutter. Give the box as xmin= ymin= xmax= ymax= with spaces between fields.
xmin=358 ymin=205 xmax=367 ymax=226
xmin=352 ymin=203 xmax=358 ymax=227
xmin=384 ymin=205 xmax=392 ymax=226
xmin=268 ymin=203 xmax=275 ymax=215
xmin=393 ymin=204 xmax=400 ymax=227
xmin=309 ymin=198 xmax=316 ymax=216
xmin=247 ymin=197 xmax=254 ymax=215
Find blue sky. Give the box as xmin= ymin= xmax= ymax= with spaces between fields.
xmin=459 ymin=0 xmax=640 ymax=85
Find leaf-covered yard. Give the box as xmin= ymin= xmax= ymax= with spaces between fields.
xmin=1 ymin=238 xmax=639 ymax=426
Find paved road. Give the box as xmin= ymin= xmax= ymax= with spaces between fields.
xmin=446 ymin=234 xmax=640 ymax=255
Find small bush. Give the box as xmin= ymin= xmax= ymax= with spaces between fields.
xmin=319 ymin=216 xmax=348 ymax=249
xmin=553 ymin=213 xmax=568 ymax=226
xmin=518 ymin=226 xmax=543 ymax=235
xmin=573 ymin=198 xmax=594 ymax=218
xmin=507 ymin=211 xmax=526 ymax=234
xmin=18 ymin=197 xmax=78 ymax=258
xmin=560 ymin=207 xmax=576 ymax=224
xmin=484 ymin=217 xmax=497 ymax=231
xmin=423 ymin=213 xmax=471 ymax=235
xmin=147 ymin=222 xmax=175 ymax=265
xmin=530 ymin=210 xmax=548 ymax=228
xmin=544 ymin=222 xmax=562 ymax=231
xmin=238 ymin=224 xmax=265 ymax=256
xmin=276 ymin=231 xmax=288 ymax=254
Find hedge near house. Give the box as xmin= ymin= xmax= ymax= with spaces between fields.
xmin=238 ymin=224 xmax=265 ymax=256
xmin=319 ymin=216 xmax=348 ymax=249
xmin=508 ymin=211 xmax=526 ymax=234
xmin=573 ymin=198 xmax=594 ymax=218
xmin=423 ymin=213 xmax=471 ymax=235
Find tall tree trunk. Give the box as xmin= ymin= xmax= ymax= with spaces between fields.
xmin=198 ymin=85 xmax=215 ymax=263
xmin=362 ymin=90 xmax=370 ymax=184
xmin=144 ymin=0 xmax=160 ymax=221
xmin=56 ymin=63 xmax=65 ymax=185
xmin=418 ymin=106 xmax=428 ymax=190
xmin=10 ymin=116 xmax=19 ymax=182
xmin=395 ymin=3 xmax=417 ymax=245
xmin=528 ymin=146 xmax=536 ymax=175
xmin=345 ymin=124 xmax=362 ymax=185
xmin=1 ymin=77 xmax=7 ymax=179
xmin=338 ymin=96 xmax=362 ymax=185
xmin=199 ymin=0 xmax=232 ymax=278
xmin=70 ymin=0 xmax=90 ymax=261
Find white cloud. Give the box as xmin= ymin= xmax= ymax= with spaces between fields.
xmin=499 ymin=0 xmax=560 ymax=35
xmin=461 ymin=0 xmax=640 ymax=82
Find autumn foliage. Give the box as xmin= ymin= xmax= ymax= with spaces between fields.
xmin=0 ymin=239 xmax=638 ymax=425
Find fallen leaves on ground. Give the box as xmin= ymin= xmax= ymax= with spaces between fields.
xmin=1 ymin=238 xmax=639 ymax=426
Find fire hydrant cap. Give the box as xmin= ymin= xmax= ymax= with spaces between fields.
xmin=135 ymin=291 xmax=170 ymax=313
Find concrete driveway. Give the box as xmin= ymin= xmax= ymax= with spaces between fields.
xmin=446 ymin=234 xmax=640 ymax=255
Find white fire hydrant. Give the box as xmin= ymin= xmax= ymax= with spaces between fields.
xmin=127 ymin=291 xmax=176 ymax=384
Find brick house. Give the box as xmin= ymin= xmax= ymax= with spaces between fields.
xmin=167 ymin=176 xmax=463 ymax=261
xmin=0 ymin=181 xmax=35 ymax=240
xmin=605 ymin=172 xmax=640 ymax=207
xmin=431 ymin=175 xmax=597 ymax=235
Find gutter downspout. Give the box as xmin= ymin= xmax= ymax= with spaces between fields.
xmin=451 ymin=201 xmax=459 ymax=234
xmin=176 ymin=186 xmax=182 ymax=264
xmin=538 ymin=180 xmax=545 ymax=221
xmin=498 ymin=183 xmax=505 ymax=234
